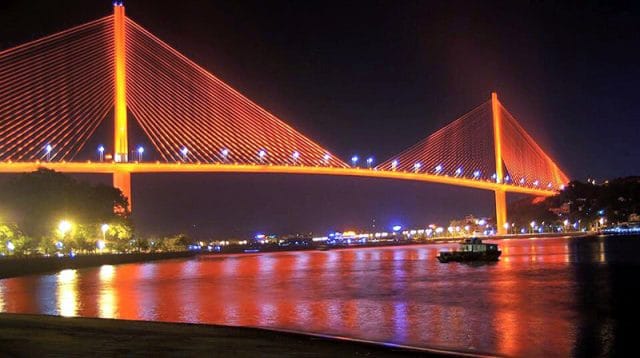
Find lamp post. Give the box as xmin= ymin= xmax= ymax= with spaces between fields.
xmin=58 ymin=220 xmax=72 ymax=253
xmin=99 ymin=224 xmax=109 ymax=253
xmin=45 ymin=144 xmax=53 ymax=161
xmin=137 ymin=146 xmax=144 ymax=162
xmin=366 ymin=157 xmax=374 ymax=169
xmin=351 ymin=155 xmax=358 ymax=167
xmin=180 ymin=147 xmax=189 ymax=161
xmin=98 ymin=145 xmax=105 ymax=161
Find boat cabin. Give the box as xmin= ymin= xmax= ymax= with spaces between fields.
xmin=460 ymin=238 xmax=499 ymax=253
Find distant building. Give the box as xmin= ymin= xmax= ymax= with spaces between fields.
xmin=449 ymin=214 xmax=491 ymax=235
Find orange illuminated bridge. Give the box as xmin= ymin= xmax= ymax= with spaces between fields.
xmin=0 ymin=3 xmax=568 ymax=235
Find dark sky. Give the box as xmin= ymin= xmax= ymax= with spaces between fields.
xmin=1 ymin=1 xmax=639 ymax=238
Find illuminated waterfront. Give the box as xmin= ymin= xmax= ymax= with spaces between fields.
xmin=0 ymin=235 xmax=636 ymax=356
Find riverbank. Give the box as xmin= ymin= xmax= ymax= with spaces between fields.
xmin=0 ymin=313 xmax=470 ymax=357
xmin=0 ymin=251 xmax=195 ymax=279
xmin=214 ymin=232 xmax=592 ymax=255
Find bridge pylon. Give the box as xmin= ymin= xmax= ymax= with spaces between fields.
xmin=113 ymin=2 xmax=131 ymax=209
xmin=491 ymin=92 xmax=507 ymax=235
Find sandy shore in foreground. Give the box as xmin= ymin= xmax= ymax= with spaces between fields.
xmin=0 ymin=313 xmax=468 ymax=357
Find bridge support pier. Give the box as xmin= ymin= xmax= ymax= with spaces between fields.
xmin=113 ymin=171 xmax=131 ymax=211
xmin=495 ymin=189 xmax=507 ymax=235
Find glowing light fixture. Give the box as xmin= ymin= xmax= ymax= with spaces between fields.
xmin=391 ymin=160 xmax=398 ymax=170
xmin=98 ymin=145 xmax=105 ymax=161
xmin=137 ymin=146 xmax=144 ymax=161
xmin=45 ymin=144 xmax=53 ymax=161
xmin=58 ymin=220 xmax=72 ymax=235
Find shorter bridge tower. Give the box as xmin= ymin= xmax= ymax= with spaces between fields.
xmin=492 ymin=92 xmax=507 ymax=235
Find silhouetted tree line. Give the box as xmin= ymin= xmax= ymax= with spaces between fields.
xmin=0 ymin=169 xmax=192 ymax=256
xmin=508 ymin=177 xmax=640 ymax=228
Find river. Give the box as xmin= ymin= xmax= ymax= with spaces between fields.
xmin=0 ymin=235 xmax=636 ymax=356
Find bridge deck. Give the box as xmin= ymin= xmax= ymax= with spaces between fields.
xmin=0 ymin=162 xmax=557 ymax=196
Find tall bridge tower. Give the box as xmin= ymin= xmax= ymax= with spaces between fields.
xmin=112 ymin=2 xmax=131 ymax=209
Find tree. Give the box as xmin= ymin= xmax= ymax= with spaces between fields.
xmin=0 ymin=224 xmax=37 ymax=256
xmin=105 ymin=222 xmax=134 ymax=252
xmin=508 ymin=177 xmax=640 ymax=228
xmin=0 ymin=168 xmax=131 ymax=239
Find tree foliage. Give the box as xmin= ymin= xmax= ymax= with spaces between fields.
xmin=508 ymin=177 xmax=640 ymax=226
xmin=0 ymin=168 xmax=129 ymax=239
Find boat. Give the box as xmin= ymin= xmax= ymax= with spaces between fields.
xmin=437 ymin=238 xmax=501 ymax=263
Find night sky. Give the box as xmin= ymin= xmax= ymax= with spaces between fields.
xmin=1 ymin=1 xmax=638 ymax=238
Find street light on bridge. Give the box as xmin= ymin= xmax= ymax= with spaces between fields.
xmin=323 ymin=153 xmax=331 ymax=165
xmin=414 ymin=162 xmax=421 ymax=172
xmin=98 ymin=145 xmax=105 ymax=162
xmin=351 ymin=155 xmax=358 ymax=167
xmin=292 ymin=151 xmax=300 ymax=165
xmin=180 ymin=147 xmax=189 ymax=161
xmin=221 ymin=148 xmax=229 ymax=162
xmin=434 ymin=164 xmax=442 ymax=174
xmin=45 ymin=144 xmax=53 ymax=161
xmin=366 ymin=157 xmax=374 ymax=169
xmin=258 ymin=149 xmax=267 ymax=163
xmin=137 ymin=146 xmax=144 ymax=162
xmin=473 ymin=170 xmax=481 ymax=179
xmin=391 ymin=160 xmax=398 ymax=171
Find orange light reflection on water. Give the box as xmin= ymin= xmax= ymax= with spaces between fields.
xmin=0 ymin=237 xmax=618 ymax=356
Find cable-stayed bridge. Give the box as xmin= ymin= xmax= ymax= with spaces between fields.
xmin=0 ymin=3 xmax=568 ymax=234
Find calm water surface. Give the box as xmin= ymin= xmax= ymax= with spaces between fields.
xmin=1 ymin=235 xmax=637 ymax=356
